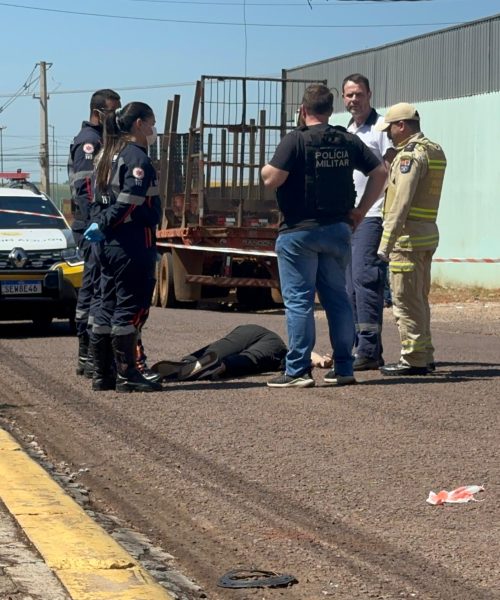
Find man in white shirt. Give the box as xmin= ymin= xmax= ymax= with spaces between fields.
xmin=343 ymin=74 xmax=396 ymax=370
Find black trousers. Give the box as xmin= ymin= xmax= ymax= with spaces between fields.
xmin=184 ymin=324 xmax=287 ymax=378
xmin=95 ymin=244 xmax=156 ymax=336
xmin=75 ymin=239 xmax=100 ymax=337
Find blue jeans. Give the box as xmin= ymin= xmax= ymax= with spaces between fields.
xmin=276 ymin=222 xmax=355 ymax=377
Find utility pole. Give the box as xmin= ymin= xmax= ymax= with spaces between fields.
xmin=38 ymin=61 xmax=50 ymax=193
xmin=0 ymin=125 xmax=6 ymax=183
xmin=49 ymin=124 xmax=55 ymax=199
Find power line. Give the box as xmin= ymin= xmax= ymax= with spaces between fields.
xmin=0 ymin=64 xmax=40 ymax=114
xmin=0 ymin=81 xmax=196 ymax=99
xmin=0 ymin=2 xmax=460 ymax=28
xmin=128 ymin=0 xmax=447 ymax=5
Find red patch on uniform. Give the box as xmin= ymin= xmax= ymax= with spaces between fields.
xmin=132 ymin=167 xmax=144 ymax=179
xmin=83 ymin=143 xmax=94 ymax=154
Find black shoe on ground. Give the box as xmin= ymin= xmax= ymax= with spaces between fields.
xmin=267 ymin=372 xmax=315 ymax=388
xmin=323 ymin=370 xmax=357 ymax=385
xmin=427 ymin=362 xmax=436 ymax=372
xmin=380 ymin=363 xmax=429 ymax=376
xmin=353 ymin=356 xmax=381 ymax=371
xmin=115 ymin=370 xmax=162 ymax=393
xmin=177 ymin=352 xmax=220 ymax=381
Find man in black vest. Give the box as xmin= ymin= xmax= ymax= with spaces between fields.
xmin=261 ymin=84 xmax=387 ymax=388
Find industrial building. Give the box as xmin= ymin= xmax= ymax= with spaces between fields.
xmin=286 ymin=13 xmax=500 ymax=288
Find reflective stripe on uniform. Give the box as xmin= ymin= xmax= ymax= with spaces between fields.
xmin=92 ymin=324 xmax=112 ymax=334
xmin=75 ymin=308 xmax=89 ymax=321
xmin=146 ymin=185 xmax=159 ymax=196
xmin=408 ymin=206 xmax=438 ymax=220
xmin=427 ymin=159 xmax=446 ymax=171
xmin=397 ymin=233 xmax=439 ymax=248
xmin=70 ymin=169 xmax=93 ymax=184
xmin=117 ymin=192 xmax=145 ymax=205
xmin=389 ymin=261 xmax=415 ymax=272
xmin=401 ymin=338 xmax=431 ymax=352
xmin=381 ymin=231 xmax=396 ymax=242
xmin=355 ymin=322 xmax=381 ymax=333
xmin=111 ymin=324 xmax=137 ymax=335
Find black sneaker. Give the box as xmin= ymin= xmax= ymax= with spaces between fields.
xmin=353 ymin=356 xmax=381 ymax=371
xmin=380 ymin=362 xmax=429 ymax=376
xmin=323 ymin=370 xmax=357 ymax=385
xmin=267 ymin=372 xmax=315 ymax=388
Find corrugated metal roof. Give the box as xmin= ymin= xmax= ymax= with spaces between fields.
xmin=286 ymin=12 xmax=500 ymax=106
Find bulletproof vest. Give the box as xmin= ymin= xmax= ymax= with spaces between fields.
xmin=302 ymin=125 xmax=357 ymax=218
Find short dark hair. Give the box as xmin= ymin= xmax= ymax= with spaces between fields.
xmin=302 ymin=84 xmax=333 ymax=117
xmin=90 ymin=89 xmax=121 ymax=113
xmin=342 ymin=74 xmax=371 ymax=94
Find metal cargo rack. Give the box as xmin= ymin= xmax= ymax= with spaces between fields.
xmin=157 ymin=73 xmax=326 ymax=237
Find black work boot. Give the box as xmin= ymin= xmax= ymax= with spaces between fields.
xmin=83 ymin=339 xmax=95 ymax=379
xmin=135 ymin=337 xmax=162 ymax=384
xmin=112 ymin=333 xmax=162 ymax=393
xmin=91 ymin=333 xmax=116 ymax=391
xmin=76 ymin=331 xmax=89 ymax=376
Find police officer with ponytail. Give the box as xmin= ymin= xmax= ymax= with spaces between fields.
xmin=84 ymin=102 xmax=162 ymax=393
xmin=262 ymin=83 xmax=387 ymax=389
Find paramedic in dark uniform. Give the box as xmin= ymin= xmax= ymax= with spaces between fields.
xmin=261 ymin=83 xmax=387 ymax=388
xmin=84 ymin=102 xmax=162 ymax=393
xmin=375 ymin=103 xmax=446 ymax=375
xmin=68 ymin=89 xmax=121 ymax=376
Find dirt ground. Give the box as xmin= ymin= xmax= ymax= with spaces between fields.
xmin=429 ymin=284 xmax=500 ymax=304
xmin=0 ymin=298 xmax=499 ymax=600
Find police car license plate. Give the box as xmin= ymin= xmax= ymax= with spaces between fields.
xmin=0 ymin=280 xmax=42 ymax=295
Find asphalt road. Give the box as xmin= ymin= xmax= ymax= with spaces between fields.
xmin=0 ymin=302 xmax=499 ymax=600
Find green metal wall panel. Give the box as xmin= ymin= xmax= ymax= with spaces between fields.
xmin=333 ymin=92 xmax=500 ymax=288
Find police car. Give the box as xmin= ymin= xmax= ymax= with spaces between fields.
xmin=0 ymin=172 xmax=83 ymax=329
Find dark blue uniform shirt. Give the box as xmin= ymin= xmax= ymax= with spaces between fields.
xmin=96 ymin=143 xmax=161 ymax=252
xmin=68 ymin=121 xmax=103 ymax=234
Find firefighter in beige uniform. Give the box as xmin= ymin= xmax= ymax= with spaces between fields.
xmin=375 ymin=103 xmax=446 ymax=376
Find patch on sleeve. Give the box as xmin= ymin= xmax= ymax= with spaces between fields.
xmin=132 ymin=167 xmax=145 ymax=180
xmin=83 ymin=143 xmax=94 ymax=157
xmin=399 ymin=157 xmax=412 ymax=174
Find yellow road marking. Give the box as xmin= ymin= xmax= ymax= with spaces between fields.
xmin=0 ymin=429 xmax=175 ymax=600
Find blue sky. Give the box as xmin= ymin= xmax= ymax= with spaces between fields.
xmin=0 ymin=0 xmax=499 ymax=182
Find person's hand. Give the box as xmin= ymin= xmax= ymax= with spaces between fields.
xmin=83 ymin=223 xmax=105 ymax=243
xmin=348 ymin=207 xmax=364 ymax=231
xmin=311 ymin=351 xmax=333 ymax=369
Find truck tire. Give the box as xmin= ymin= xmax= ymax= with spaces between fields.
xmin=159 ymin=252 xmax=178 ymax=308
xmin=151 ymin=259 xmax=161 ymax=307
xmin=271 ymin=287 xmax=283 ymax=305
